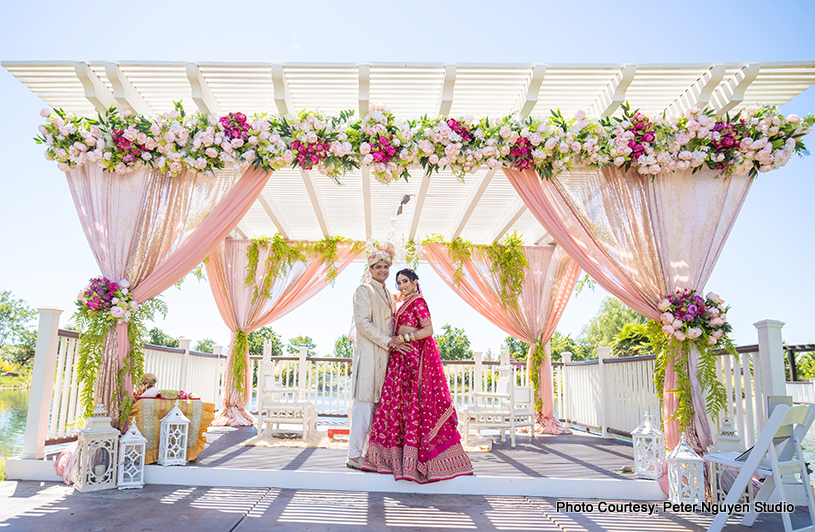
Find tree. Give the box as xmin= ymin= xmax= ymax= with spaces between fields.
xmin=332 ymin=334 xmax=353 ymax=358
xmin=550 ymin=331 xmax=590 ymax=362
xmin=194 ymin=338 xmax=215 ymax=354
xmin=611 ymin=323 xmax=652 ymax=358
xmin=0 ymin=291 xmax=37 ymax=351
xmin=286 ymin=335 xmax=318 ymax=357
xmin=247 ymin=326 xmax=283 ymax=357
xmin=578 ymin=297 xmax=647 ymax=358
xmin=435 ymin=324 xmax=473 ymax=361
xmin=504 ymin=336 xmax=530 ymax=362
xmin=147 ymin=327 xmax=179 ymax=348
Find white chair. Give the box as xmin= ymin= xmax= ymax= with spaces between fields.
xmin=705 ymin=404 xmax=815 ymax=532
xmin=256 ymin=359 xmax=317 ymax=439
xmin=459 ymin=364 xmax=535 ymax=449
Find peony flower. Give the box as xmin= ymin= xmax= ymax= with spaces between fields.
xmin=660 ymin=312 xmax=673 ymax=324
xmin=687 ymin=328 xmax=702 ymax=340
xmin=110 ymin=306 xmax=125 ymax=319
xmin=40 ymin=108 xmax=52 ymax=117
xmin=708 ymin=336 xmax=718 ymax=346
xmin=674 ymin=331 xmax=687 ymax=342
xmin=657 ymin=299 xmax=671 ymax=311
xmin=661 ymin=325 xmax=675 ymax=335
xmin=672 ymin=319 xmax=683 ymax=330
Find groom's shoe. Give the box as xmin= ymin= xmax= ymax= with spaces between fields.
xmin=346 ymin=457 xmax=362 ymax=470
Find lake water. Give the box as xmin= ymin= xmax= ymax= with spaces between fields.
xmin=0 ymin=388 xmax=29 ymax=459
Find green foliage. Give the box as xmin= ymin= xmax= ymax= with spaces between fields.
xmin=574 ymin=274 xmax=596 ymax=296
xmin=611 ymin=323 xmax=653 ymax=358
xmin=1 ymin=329 xmax=36 ymax=366
xmin=332 ymin=335 xmax=353 ymax=358
xmin=147 ymin=327 xmax=179 ymax=348
xmin=286 ymin=335 xmax=318 ymax=357
xmin=550 ymin=331 xmax=590 ymax=362
xmin=231 ymin=330 xmax=249 ymax=393
xmin=247 ymin=326 xmax=283 ymax=357
xmin=0 ymin=291 xmax=37 ymax=351
xmin=435 ymin=324 xmax=473 ymax=361
xmin=174 ymin=261 xmax=207 ymax=289
xmin=194 ymin=338 xmax=215 ymax=354
xmin=505 ymin=336 xmax=530 ymax=362
xmin=578 ymin=297 xmax=647 ymax=357
xmin=794 ymin=352 xmax=815 ymax=381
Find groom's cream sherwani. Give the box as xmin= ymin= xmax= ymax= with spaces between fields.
xmin=351 ymin=280 xmax=393 ymax=404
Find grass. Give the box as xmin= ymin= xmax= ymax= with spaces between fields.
xmin=0 ymin=365 xmax=32 ymax=389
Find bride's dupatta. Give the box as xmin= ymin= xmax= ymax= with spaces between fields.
xmin=362 ymin=293 xmax=473 ymax=483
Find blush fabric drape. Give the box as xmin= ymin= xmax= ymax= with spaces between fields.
xmin=505 ymin=166 xmax=752 ymax=450
xmin=423 ymin=243 xmax=580 ymax=434
xmin=66 ymin=165 xmax=271 ymax=423
xmin=205 ymin=239 xmax=360 ymax=426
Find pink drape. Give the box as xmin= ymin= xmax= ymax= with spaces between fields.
xmin=423 ymin=243 xmax=580 ymax=434
xmin=66 ymin=165 xmax=270 ymax=423
xmin=205 ymin=239 xmax=359 ymax=426
xmin=505 ymin=166 xmax=752 ymax=451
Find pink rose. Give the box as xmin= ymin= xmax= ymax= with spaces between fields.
xmin=40 ymin=108 xmax=52 ymax=117
xmin=657 ymin=299 xmax=671 ymax=311
xmin=708 ymin=337 xmax=718 ymax=346
xmin=661 ymin=325 xmax=675 ymax=335
xmin=674 ymin=331 xmax=687 ymax=342
xmin=672 ymin=319 xmax=683 ymax=330
xmin=111 ymin=306 xmax=125 ymax=319
xmin=660 ymin=312 xmax=673 ymax=324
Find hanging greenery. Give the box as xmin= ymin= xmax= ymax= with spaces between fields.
xmin=423 ymin=233 xmax=529 ymax=307
xmin=231 ymin=330 xmax=249 ymax=394
xmin=527 ymin=336 xmax=547 ymax=413
xmin=648 ymin=289 xmax=735 ymax=433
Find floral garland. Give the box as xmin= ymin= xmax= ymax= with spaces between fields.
xmin=35 ymin=103 xmax=813 ymax=181
xmin=73 ymin=276 xmax=167 ymax=424
xmin=649 ymin=289 xmax=735 ymax=432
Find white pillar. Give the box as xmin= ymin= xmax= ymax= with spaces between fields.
xmin=20 ymin=307 xmax=62 ymax=460
xmin=562 ymin=352 xmax=572 ymax=428
xmin=754 ymin=320 xmax=788 ymax=414
xmin=597 ymin=346 xmax=613 ymax=438
xmin=474 ymin=351 xmax=483 ymax=394
xmin=298 ymin=347 xmax=308 ymax=402
xmin=178 ymin=338 xmax=191 ymax=393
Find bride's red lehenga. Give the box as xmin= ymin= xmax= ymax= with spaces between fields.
xmin=361 ymin=293 xmax=473 ymax=483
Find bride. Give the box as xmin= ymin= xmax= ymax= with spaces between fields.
xmin=361 ymin=268 xmax=473 ymax=483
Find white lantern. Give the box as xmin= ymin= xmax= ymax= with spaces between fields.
xmin=667 ymin=432 xmax=705 ymax=504
xmin=631 ymin=411 xmax=665 ymax=479
xmin=158 ymin=401 xmax=190 ymax=466
xmin=75 ymin=404 xmax=119 ymax=492
xmin=117 ymin=419 xmax=147 ymax=489
xmin=708 ymin=418 xmax=752 ymax=510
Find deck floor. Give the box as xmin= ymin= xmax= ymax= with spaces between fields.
xmin=196 ymin=424 xmax=638 ymax=481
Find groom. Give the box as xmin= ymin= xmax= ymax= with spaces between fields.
xmin=346 ymin=245 xmax=399 ymax=469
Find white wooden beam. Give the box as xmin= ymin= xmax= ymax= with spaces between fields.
xmin=235 ymin=222 xmax=250 ymax=239
xmin=665 ymin=64 xmax=727 ymax=116
xmin=271 ymin=63 xmax=295 ymax=116
xmin=487 ymin=198 xmax=527 ymax=243
xmin=589 ymin=64 xmax=636 ymax=118
xmin=74 ymin=61 xmax=116 ymax=113
xmin=359 ymin=63 xmax=370 ymax=117
xmin=529 ymin=226 xmax=553 ymax=245
xmin=104 ymin=62 xmax=152 ymax=115
xmin=185 ymin=62 xmax=221 ymax=115
xmin=300 ymin=168 xmax=330 ymax=237
xmin=518 ymin=64 xmax=547 ymax=119
xmin=447 ymin=168 xmax=497 ymax=241
xmin=408 ymin=172 xmax=431 ymax=241
xmin=436 ymin=64 xmax=457 ymax=116
xmin=361 ymin=165 xmax=372 ymax=240
xmin=711 ymin=63 xmax=761 ymax=116
xmin=258 ymin=191 xmax=291 ymax=240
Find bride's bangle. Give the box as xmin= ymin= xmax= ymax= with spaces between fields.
xmin=401 ymin=333 xmax=410 ymax=343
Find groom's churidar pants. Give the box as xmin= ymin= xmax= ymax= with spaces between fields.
xmin=348 ymin=400 xmax=376 ymax=460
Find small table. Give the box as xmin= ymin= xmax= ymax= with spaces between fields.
xmin=131 ymin=398 xmax=215 ymax=464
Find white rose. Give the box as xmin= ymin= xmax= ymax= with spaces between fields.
xmin=360 ymin=142 xmax=371 ymax=155
xmin=661 ymin=325 xmax=675 ymax=335
xmin=660 ymin=312 xmax=673 ymax=325
xmin=657 ymin=299 xmax=671 ymax=311
xmin=40 ymin=108 xmax=52 ymax=117
xmin=674 ymin=331 xmax=687 ymax=342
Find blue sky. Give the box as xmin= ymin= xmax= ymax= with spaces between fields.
xmin=0 ymin=1 xmax=813 ymax=354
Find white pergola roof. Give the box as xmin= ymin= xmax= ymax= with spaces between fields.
xmin=5 ymin=61 xmax=815 ymax=245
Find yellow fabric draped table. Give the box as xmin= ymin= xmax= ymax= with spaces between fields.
xmin=131 ymin=398 xmax=215 ymax=464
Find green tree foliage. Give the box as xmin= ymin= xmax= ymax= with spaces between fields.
xmin=611 ymin=323 xmax=653 ymax=358
xmin=0 ymin=291 xmax=37 ymax=363
xmin=332 ymin=334 xmax=352 ymax=358
xmin=435 ymin=324 xmax=473 ymax=361
xmin=550 ymin=331 xmax=590 ymax=362
xmin=578 ymin=297 xmax=647 ymax=358
xmin=287 ymin=335 xmax=318 ymax=357
xmin=247 ymin=326 xmax=283 ymax=357
xmin=147 ymin=327 xmax=179 ymax=348
xmin=789 ymin=351 xmax=815 ymax=381
xmin=194 ymin=338 xmax=215 ymax=354
xmin=505 ymin=336 xmax=530 ymax=362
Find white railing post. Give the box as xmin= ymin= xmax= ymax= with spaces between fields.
xmin=178 ymin=338 xmax=191 ymax=393
xmin=754 ymin=320 xmax=788 ymax=416
xmin=474 ymin=351 xmax=483 ymax=394
xmin=298 ymin=347 xmax=308 ymax=402
xmin=597 ymin=346 xmax=613 ymax=438
xmin=213 ymin=345 xmax=222 ymax=409
xmin=262 ymin=339 xmax=272 ymax=362
xmin=562 ymin=351 xmax=572 ymax=427
xmin=21 ymin=307 xmax=63 ymax=459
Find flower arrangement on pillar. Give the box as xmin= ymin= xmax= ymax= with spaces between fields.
xmin=649 ymin=289 xmax=736 ymax=433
